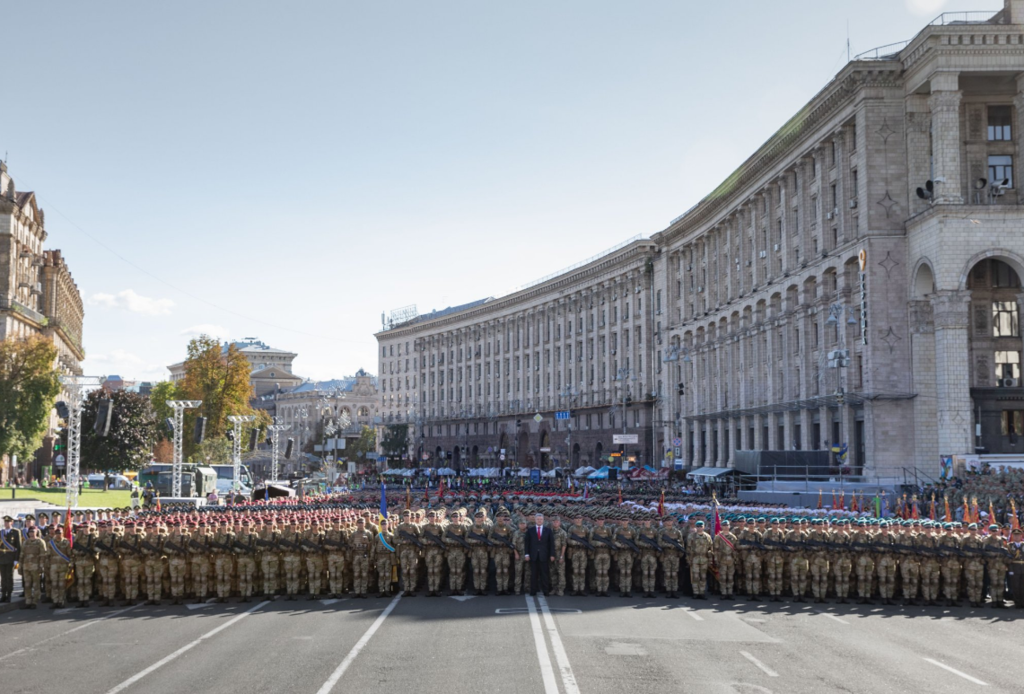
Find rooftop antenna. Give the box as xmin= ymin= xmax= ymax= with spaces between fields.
xmin=847 ymin=21 xmax=851 ymax=63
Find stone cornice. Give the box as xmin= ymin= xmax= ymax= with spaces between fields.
xmin=377 ymin=240 xmax=656 ymax=339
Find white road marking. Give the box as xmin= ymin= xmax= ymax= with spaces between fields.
xmin=316 ymin=593 xmax=402 ymax=694
xmin=0 ymin=605 xmax=136 ymax=663
xmin=525 ymin=595 xmax=560 ymax=694
xmin=740 ymin=651 xmax=779 ymax=677
xmin=185 ymin=603 xmax=213 ymax=610
xmin=923 ymin=658 xmax=988 ymax=685
xmin=448 ymin=595 xmax=476 ymax=601
xmin=537 ymin=595 xmax=580 ymax=694
xmin=821 ymin=613 xmax=849 ymax=625
xmin=104 ymin=601 xmax=269 ymax=694
xmin=684 ymin=608 xmax=705 ymax=621
xmin=319 ymin=598 xmax=341 ymax=606
xmin=496 ymin=608 xmax=530 ymax=614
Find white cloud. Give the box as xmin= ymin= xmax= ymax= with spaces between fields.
xmin=85 ymin=349 xmax=169 ymax=381
xmin=180 ymin=324 xmax=230 ymax=340
xmin=89 ymin=289 xmax=174 ymax=316
xmin=905 ymin=0 xmax=948 ymax=16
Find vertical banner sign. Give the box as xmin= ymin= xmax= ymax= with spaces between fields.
xmin=858 ymin=248 xmax=868 ymax=345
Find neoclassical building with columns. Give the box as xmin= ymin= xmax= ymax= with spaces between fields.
xmin=379 ymin=2 xmax=1024 ymax=480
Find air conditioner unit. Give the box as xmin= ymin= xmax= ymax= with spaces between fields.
xmin=759 ymin=251 xmax=767 ymax=258
xmin=745 ymin=260 xmax=752 ymax=267
xmin=826 ymin=211 xmax=835 ymax=220
xmin=1001 ymin=378 xmax=1019 ymax=387
xmin=610 ymin=349 xmax=617 ymax=355
xmin=697 ymin=286 xmax=704 ymax=293
xmin=773 ymin=244 xmax=781 ymax=252
xmin=849 ymin=199 xmax=858 ymax=209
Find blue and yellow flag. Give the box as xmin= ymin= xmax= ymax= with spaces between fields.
xmin=379 ymin=480 xmax=388 ymax=523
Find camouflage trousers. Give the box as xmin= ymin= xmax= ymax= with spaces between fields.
xmin=48 ymin=561 xmax=71 ymax=605
xmin=305 ymin=555 xmax=324 ymax=596
xmin=941 ymin=559 xmax=961 ymax=601
xmin=593 ymin=552 xmax=612 ymax=593
xmin=552 ymin=558 xmax=566 ymax=596
xmin=237 ymin=556 xmax=257 ymax=598
xmin=121 ymin=559 xmax=142 ymax=601
xmin=75 ymin=559 xmax=95 ymax=602
xmin=569 ymin=549 xmax=588 ymax=593
xmin=98 ymin=557 xmax=119 ymax=602
xmin=191 ymin=556 xmax=210 ymax=599
xmin=964 ymin=560 xmax=985 ymax=603
xmin=447 ymin=549 xmax=467 ymax=592
xmin=513 ymin=557 xmax=526 ymax=594
xmin=765 ymin=552 xmax=785 ymax=597
xmin=900 ymin=559 xmax=920 ymax=601
xmin=855 ymin=555 xmax=875 ymax=598
xmin=375 ymin=553 xmax=394 ymax=595
xmin=23 ymin=567 xmax=43 ymax=606
xmin=988 ymin=560 xmax=1008 ymax=604
xmin=145 ymin=558 xmax=165 ymax=601
xmin=789 ymin=555 xmax=809 ymax=598
xmin=718 ymin=558 xmax=736 ymax=596
xmin=743 ymin=552 xmax=762 ymax=596
xmin=615 ymin=552 xmax=634 ymax=594
xmin=283 ymin=554 xmax=303 ymax=595
xmin=876 ymin=555 xmax=897 ymax=599
xmin=920 ymin=560 xmax=941 ymax=602
xmin=809 ymin=555 xmax=829 ymax=600
xmin=690 ymin=555 xmax=709 ymax=595
xmin=640 ymin=553 xmax=658 ymax=593
xmin=660 ymin=552 xmax=681 ymax=593
xmin=424 ymin=549 xmax=445 ymax=593
xmin=399 ymin=548 xmax=419 ymax=593
xmin=214 ymin=554 xmax=234 ymax=599
xmin=351 ymin=553 xmax=370 ymax=595
xmin=168 ymin=557 xmax=189 ymax=598
xmin=262 ymin=553 xmax=280 ymax=595
xmin=470 ymin=548 xmax=489 ymax=592
xmin=326 ymin=552 xmax=345 ymax=595
xmin=493 ymin=549 xmax=512 ymax=592
xmin=832 ymin=556 xmax=852 ymax=599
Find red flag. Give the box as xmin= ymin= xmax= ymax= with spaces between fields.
xmin=989 ymin=500 xmax=996 ymax=525
xmin=64 ymin=499 xmax=73 ymax=548
xmin=929 ymin=495 xmax=937 ymax=521
xmin=831 ymin=490 xmax=837 ymax=510
xmin=713 ymin=501 xmax=722 ymax=536
xmin=944 ymin=497 xmax=952 ymax=523
xmin=963 ymin=498 xmax=971 ymax=524
xmin=817 ymin=490 xmax=823 ymax=510
xmin=851 ymin=493 xmax=859 ymax=514
xmin=1011 ymin=500 xmax=1020 ymax=531
xmin=911 ymin=496 xmax=920 ymax=520
xmin=839 ymin=490 xmax=846 ymax=511
xmin=658 ymin=489 xmax=665 ymax=517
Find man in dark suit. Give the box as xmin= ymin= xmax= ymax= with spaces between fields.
xmin=0 ymin=515 xmax=23 ymax=602
xmin=524 ymin=512 xmax=555 ymax=596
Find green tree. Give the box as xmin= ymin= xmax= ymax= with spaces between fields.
xmin=0 ymin=336 xmax=61 ymax=463
xmin=191 ymin=436 xmax=233 ymax=466
xmin=346 ymin=425 xmax=376 ymax=461
xmin=148 ymin=380 xmax=177 ymax=438
xmin=175 ymin=335 xmax=265 ymax=458
xmin=381 ymin=424 xmax=408 ymax=462
xmin=80 ymin=389 xmax=158 ymax=473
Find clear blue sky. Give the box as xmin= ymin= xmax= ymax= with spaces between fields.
xmin=1 ymin=0 xmax=997 ymax=382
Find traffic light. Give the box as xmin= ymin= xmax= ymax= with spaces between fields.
xmin=676 ymin=383 xmax=685 ymax=396
xmin=53 ymin=427 xmax=67 ymax=453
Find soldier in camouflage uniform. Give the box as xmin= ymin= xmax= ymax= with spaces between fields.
xmin=513 ymin=518 xmax=528 ymax=595
xmin=613 ymin=518 xmax=637 ymax=598
xmin=261 ymin=522 xmax=283 ymax=597
xmin=349 ymin=517 xmax=373 ymax=598
xmin=550 ymin=516 xmax=568 ymax=597
xmin=445 ymin=512 xmax=470 ymax=596
xmin=119 ymin=522 xmax=145 ymax=606
xmin=141 ymin=524 xmax=166 ymax=605
xmin=590 ymin=516 xmax=614 ymax=597
xmin=566 ymin=515 xmax=590 ymax=596
xmin=73 ymin=525 xmax=97 ymax=607
xmin=374 ymin=518 xmax=397 ymax=598
xmin=46 ymin=525 xmax=74 ymax=608
xmin=325 ymin=517 xmax=347 ymax=598
xmin=164 ymin=522 xmax=191 ymax=604
xmin=961 ymin=523 xmax=987 ymax=607
xmin=898 ymin=521 xmax=923 ymax=605
xmin=658 ymin=516 xmax=685 ymax=598
xmin=394 ymin=510 xmax=421 ymax=596
xmin=713 ymin=519 xmax=738 ymax=599
xmin=235 ymin=520 xmax=260 ymax=601
xmin=985 ymin=523 xmax=1010 ymax=607
xmin=806 ymin=519 xmax=831 ymax=603
xmin=466 ymin=511 xmax=491 ymax=595
xmin=422 ymin=510 xmax=446 ymax=596
xmin=636 ymin=517 xmax=660 ymax=598
xmin=20 ymin=527 xmax=46 ymax=609
xmin=738 ymin=518 xmax=763 ymax=600
xmin=96 ymin=523 xmax=121 ymax=606
xmin=281 ymin=522 xmax=305 ymax=600
xmin=761 ymin=518 xmax=785 ymax=601
xmin=831 ymin=520 xmax=854 ymax=603
xmin=686 ymin=520 xmax=713 ymax=599
xmin=489 ymin=512 xmax=515 ymax=595
xmin=852 ymin=520 xmax=876 ymax=603
xmin=213 ymin=520 xmax=236 ymax=602
xmin=190 ymin=524 xmax=213 ymax=603
xmin=303 ymin=521 xmax=326 ymax=600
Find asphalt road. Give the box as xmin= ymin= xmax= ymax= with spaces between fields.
xmin=1 ymin=593 xmax=1021 ymax=694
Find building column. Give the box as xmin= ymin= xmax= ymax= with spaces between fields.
xmin=819 ymin=405 xmax=831 ymax=450
xmin=717 ymin=418 xmax=727 ymax=467
xmin=928 ymin=73 xmax=963 ymax=204
xmin=930 ymin=290 xmax=974 ymax=457
xmin=799 ymin=408 xmax=813 ymax=450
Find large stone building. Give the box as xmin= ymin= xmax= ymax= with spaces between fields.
xmin=168 ymin=338 xmax=303 ymax=397
xmin=377 ymin=2 xmax=1024 ymax=481
xmin=0 ymin=161 xmax=86 ymax=482
xmin=377 ymin=237 xmax=658 ymax=470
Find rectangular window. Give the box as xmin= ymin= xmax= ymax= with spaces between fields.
xmin=993 ymin=302 xmax=1020 ymax=337
xmin=988 ymin=105 xmax=1012 ymax=141
xmin=995 ymin=350 xmax=1021 ymax=380
xmin=1001 ymin=410 xmax=1023 ymax=436
xmin=988 ymin=155 xmax=1014 ymax=187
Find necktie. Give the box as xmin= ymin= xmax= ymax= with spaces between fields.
xmin=537 ymin=527 xmax=541 ymax=540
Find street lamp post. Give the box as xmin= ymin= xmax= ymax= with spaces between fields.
xmin=266 ymin=419 xmax=290 ymax=482
xmin=166 ymin=400 xmax=202 ymax=497
xmin=227 ymin=415 xmax=256 ymax=492
xmin=560 ymin=386 xmax=578 ymax=468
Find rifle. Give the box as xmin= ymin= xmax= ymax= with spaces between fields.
xmin=301 ymin=538 xmax=323 ymax=552
xmin=444 ymin=529 xmax=472 ymax=551
xmin=490 ymin=533 xmax=515 ymax=551
xmin=614 ymin=534 xmax=641 ymax=554
xmin=422 ymin=532 xmax=446 ymax=549
xmin=398 ymin=530 xmax=425 ymax=550
xmin=568 ymin=533 xmax=596 ymax=552
xmin=255 ymin=538 xmax=276 ymax=549
xmin=278 ymin=537 xmax=301 ymax=552
xmin=163 ymin=540 xmax=186 ymax=555
xmin=119 ymin=540 xmax=141 ymax=555
xmin=849 ymin=542 xmax=882 ymax=554
xmin=189 ymin=538 xmax=207 ymax=551
xmin=639 ymin=535 xmax=663 ymax=553
xmin=590 ymin=534 xmax=617 ymax=551
xmin=467 ymin=530 xmax=494 ymax=547
xmin=322 ymin=537 xmax=347 ymax=550
xmin=94 ymin=540 xmax=113 ymax=553
xmin=660 ymin=536 xmax=687 ymax=554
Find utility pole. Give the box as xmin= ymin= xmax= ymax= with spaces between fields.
xmin=58 ymin=375 xmax=103 ymax=509
xmin=266 ymin=419 xmax=290 ymax=482
xmin=227 ymin=415 xmax=256 ymax=492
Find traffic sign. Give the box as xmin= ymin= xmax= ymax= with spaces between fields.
xmin=500 ymin=454 xmax=506 ymax=461
xmin=613 ymin=434 xmax=639 ymax=444
xmin=555 ymin=411 xmax=571 ymax=420
xmin=672 ymin=437 xmax=682 ymax=447
xmin=533 ymin=413 xmax=543 ymax=423
xmin=54 ymin=454 xmax=65 ymax=467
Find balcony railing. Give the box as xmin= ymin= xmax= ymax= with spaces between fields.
xmin=929 ymin=10 xmax=1000 ymax=26
xmin=0 ymin=296 xmax=47 ymax=325
xmin=853 ymin=40 xmax=911 ymax=61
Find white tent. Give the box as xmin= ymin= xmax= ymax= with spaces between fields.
xmin=437 ymin=467 xmax=456 ymax=476
xmin=574 ymin=466 xmax=596 ymax=477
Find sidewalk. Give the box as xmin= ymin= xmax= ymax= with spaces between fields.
xmin=0 ymin=497 xmax=61 ymax=519
xmin=0 ymin=572 xmax=24 ymax=615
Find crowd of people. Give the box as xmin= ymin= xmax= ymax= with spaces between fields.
xmin=1 ymin=484 xmax=1022 ymax=612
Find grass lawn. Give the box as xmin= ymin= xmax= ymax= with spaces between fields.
xmin=2 ymin=487 xmax=133 ymax=508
